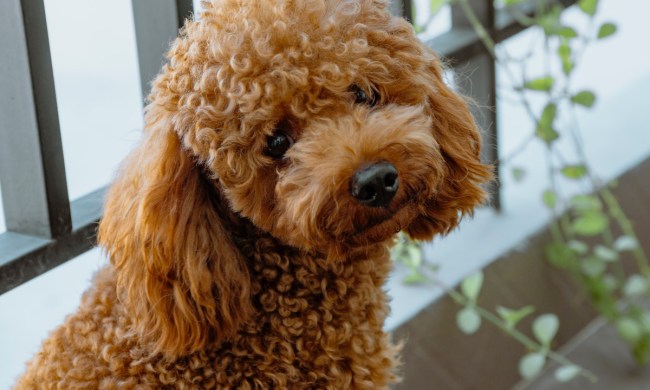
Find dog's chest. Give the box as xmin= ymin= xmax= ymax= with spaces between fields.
xmin=190 ymin=246 xmax=398 ymax=388
xmin=79 ymin=249 xmax=398 ymax=388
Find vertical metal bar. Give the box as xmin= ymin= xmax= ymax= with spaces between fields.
xmin=0 ymin=0 xmax=71 ymax=238
xmin=387 ymin=0 xmax=411 ymax=19
xmin=175 ymin=0 xmax=194 ymax=29
xmin=401 ymin=0 xmax=413 ymax=22
xmin=131 ymin=0 xmax=194 ymax=103
xmin=450 ymin=0 xmax=501 ymax=209
xmin=452 ymin=0 xmax=493 ymax=26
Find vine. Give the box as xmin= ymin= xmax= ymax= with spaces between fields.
xmin=393 ymin=0 xmax=650 ymax=383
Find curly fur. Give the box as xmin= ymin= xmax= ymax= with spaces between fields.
xmin=15 ymin=0 xmax=491 ymax=388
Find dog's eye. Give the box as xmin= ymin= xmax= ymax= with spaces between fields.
xmin=351 ymin=85 xmax=379 ymax=107
xmin=266 ymin=132 xmax=294 ymax=159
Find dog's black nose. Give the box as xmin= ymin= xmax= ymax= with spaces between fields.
xmin=350 ymin=162 xmax=399 ymax=208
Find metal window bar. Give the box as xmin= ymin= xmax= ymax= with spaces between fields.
xmin=450 ymin=0 xmax=500 ymax=209
xmin=132 ymin=0 xmax=194 ymax=102
xmin=0 ymin=0 xmax=192 ymax=294
xmin=0 ymin=0 xmax=577 ymax=295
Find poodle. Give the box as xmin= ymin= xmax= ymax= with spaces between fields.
xmin=15 ymin=0 xmax=491 ymax=388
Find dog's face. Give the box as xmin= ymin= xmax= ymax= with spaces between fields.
xmin=99 ymin=0 xmax=492 ymax=357
xmin=157 ymin=0 xmax=491 ymax=254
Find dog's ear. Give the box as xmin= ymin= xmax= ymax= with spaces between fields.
xmin=406 ymin=52 xmax=493 ymax=240
xmin=98 ymin=109 xmax=252 ymax=358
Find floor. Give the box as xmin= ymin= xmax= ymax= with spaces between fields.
xmin=519 ymin=318 xmax=650 ymax=389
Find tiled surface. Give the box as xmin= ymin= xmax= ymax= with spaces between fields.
xmin=519 ymin=318 xmax=650 ymax=390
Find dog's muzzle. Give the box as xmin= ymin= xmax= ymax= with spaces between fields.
xmin=350 ymin=161 xmax=399 ymax=208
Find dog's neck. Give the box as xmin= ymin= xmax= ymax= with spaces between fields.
xmin=227 ymin=207 xmax=392 ymax=278
xmin=208 ymin=174 xmax=392 ymax=275
xmin=234 ymin=233 xmax=393 ymax=339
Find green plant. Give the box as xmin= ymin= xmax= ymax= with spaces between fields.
xmin=393 ymin=0 xmax=650 ymax=382
xmin=449 ymin=271 xmax=596 ymax=382
xmin=392 ymin=237 xmax=596 ymax=381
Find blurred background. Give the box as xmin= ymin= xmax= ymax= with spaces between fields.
xmin=0 ymin=0 xmax=648 ymax=388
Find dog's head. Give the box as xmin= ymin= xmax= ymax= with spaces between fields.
xmin=99 ymin=0 xmax=492 ymax=358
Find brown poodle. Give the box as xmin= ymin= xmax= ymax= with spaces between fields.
xmin=15 ymin=0 xmax=491 ymax=388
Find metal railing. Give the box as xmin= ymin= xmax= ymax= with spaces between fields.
xmin=0 ymin=0 xmax=192 ymax=294
xmin=0 ymin=0 xmax=575 ymax=295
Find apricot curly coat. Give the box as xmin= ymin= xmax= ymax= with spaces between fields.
xmin=15 ymin=0 xmax=491 ymax=388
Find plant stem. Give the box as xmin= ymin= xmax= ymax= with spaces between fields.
xmin=431 ymin=276 xmax=598 ymax=382
xmin=456 ymin=0 xmax=544 ymax=154
xmin=601 ymin=187 xmax=650 ymax=278
xmin=456 ymin=0 xmax=496 ymax=56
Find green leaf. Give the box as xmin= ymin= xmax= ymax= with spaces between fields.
xmin=457 ymin=307 xmax=481 ymax=334
xmin=512 ymin=167 xmax=526 ymax=182
xmin=555 ymin=365 xmax=581 ymax=382
xmin=539 ymin=103 xmax=558 ymax=126
xmin=524 ymin=76 xmax=555 ymax=92
xmin=568 ymin=240 xmax=589 ymax=255
xmin=640 ymin=312 xmax=650 ymax=333
xmin=542 ymin=189 xmax=557 ymax=209
xmin=496 ymin=305 xmax=536 ymax=329
xmin=581 ymin=256 xmax=606 ymax=277
xmin=571 ymin=91 xmax=596 ymax=108
xmin=536 ymin=104 xmax=559 ymax=143
xmin=557 ymin=41 xmax=574 ymax=75
xmin=390 ymin=236 xmax=407 ymax=261
xmin=536 ymin=5 xmax=563 ymax=35
xmin=557 ymin=26 xmax=578 ymax=38
xmin=403 ymin=272 xmax=428 ymax=285
xmin=617 ymin=317 xmax=642 ymax=344
xmin=561 ymin=165 xmax=588 ymax=179
xmin=536 ymin=127 xmax=559 ymax=143
xmin=623 ymin=275 xmax=648 ymax=297
xmin=502 ymin=0 xmax=526 ymax=5
xmin=429 ymin=0 xmax=449 ymax=15
xmin=519 ymin=352 xmax=546 ymax=380
xmin=406 ymin=245 xmax=423 ymax=268
xmin=598 ymin=22 xmax=617 ymax=39
xmin=589 ymin=278 xmax=618 ymax=318
xmin=578 ymin=0 xmax=598 ymax=16
xmin=562 ymin=58 xmax=575 ymax=75
xmin=603 ymin=275 xmax=618 ymax=292
xmin=614 ymin=235 xmax=638 ymax=251
xmin=594 ymin=245 xmax=618 ymax=262
xmin=392 ymin=235 xmax=424 ymax=269
xmin=461 ymin=271 xmax=484 ymax=301
xmin=628 ymin=305 xmax=644 ymax=317
xmin=569 ymin=194 xmax=601 ymax=212
xmin=546 ymin=242 xmax=575 ymax=269
xmin=572 ymin=212 xmax=608 ymax=236
xmin=533 ymin=314 xmax=559 ymax=346
xmin=558 ymin=42 xmax=571 ymax=58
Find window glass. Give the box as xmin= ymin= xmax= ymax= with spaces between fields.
xmin=44 ymin=0 xmax=143 ymax=201
xmin=0 ymin=184 xmax=5 ymax=234
xmin=414 ymin=2 xmax=452 ymax=41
